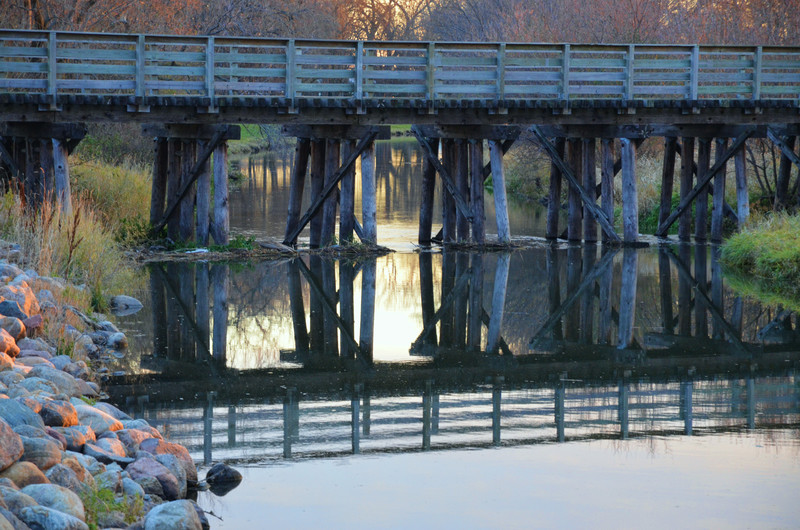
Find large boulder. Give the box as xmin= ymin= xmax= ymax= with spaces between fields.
xmin=0 ymin=420 xmax=23 ymax=472
xmin=39 ymin=400 xmax=78 ymax=428
xmin=0 ymin=285 xmax=39 ymax=317
xmin=73 ymin=405 xmax=123 ymax=435
xmin=0 ymin=461 xmax=50 ymax=487
xmin=0 ymin=353 xmax=13 ymax=373
xmin=0 ymin=486 xmax=37 ymax=519
xmin=0 ymin=302 xmax=27 ymax=322
xmin=18 ymin=506 xmax=88 ymax=530
xmin=92 ymin=402 xmax=131 ymax=422
xmin=109 ymin=295 xmax=143 ymax=316
xmin=154 ymin=454 xmax=187 ymax=500
xmin=0 ymin=400 xmax=45 ymax=430
xmin=139 ymin=438 xmax=197 ymax=484
xmin=21 ymin=483 xmax=85 ymax=522
xmin=82 ymin=442 xmax=134 ymax=466
xmin=143 ymin=500 xmax=202 ymax=530
xmin=19 ymin=437 xmax=61 ymax=471
xmin=45 ymin=464 xmax=87 ymax=495
xmin=27 ymin=366 xmax=80 ymax=397
xmin=0 ymin=318 xmax=25 ymax=342
xmin=0 ymin=330 xmax=19 ymax=359
xmin=126 ymin=456 xmax=183 ymax=501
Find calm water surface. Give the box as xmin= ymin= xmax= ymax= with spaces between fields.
xmin=110 ymin=143 xmax=800 ymax=528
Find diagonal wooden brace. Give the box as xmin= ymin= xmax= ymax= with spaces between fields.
xmin=656 ymin=129 xmax=754 ymax=237
xmin=283 ymin=128 xmax=379 ymax=246
xmin=411 ymin=126 xmax=473 ymax=223
xmin=767 ymin=127 xmax=800 ymax=169
xmin=530 ymin=126 xmax=621 ymax=243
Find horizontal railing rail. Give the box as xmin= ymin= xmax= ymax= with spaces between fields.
xmin=1 ymin=29 xmax=799 ymax=110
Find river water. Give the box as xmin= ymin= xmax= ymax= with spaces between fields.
xmin=110 ymin=141 xmax=800 ymax=528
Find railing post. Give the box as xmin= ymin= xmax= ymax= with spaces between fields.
xmin=286 ymin=39 xmax=296 ymax=112
xmin=206 ymin=36 xmax=216 ymax=112
xmin=46 ymin=31 xmax=57 ymax=109
xmin=625 ymin=44 xmax=635 ymax=101
xmin=426 ymin=42 xmax=436 ymax=113
xmin=690 ymin=45 xmax=699 ymax=101
xmin=753 ymin=46 xmax=762 ymax=101
xmin=496 ymin=42 xmax=506 ymax=107
xmin=355 ymin=40 xmax=364 ymax=112
xmin=135 ymin=35 xmax=145 ymax=103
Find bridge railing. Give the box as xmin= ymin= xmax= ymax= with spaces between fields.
xmin=1 ymin=29 xmax=799 ymax=108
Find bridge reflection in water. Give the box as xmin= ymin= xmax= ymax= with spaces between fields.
xmin=114 ymin=244 xmax=800 ymax=464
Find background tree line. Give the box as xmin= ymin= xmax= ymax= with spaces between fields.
xmin=3 ymin=0 xmax=798 ymax=45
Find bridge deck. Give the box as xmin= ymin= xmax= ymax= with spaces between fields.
xmin=1 ymin=29 xmax=799 ymax=125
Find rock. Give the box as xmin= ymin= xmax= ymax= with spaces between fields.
xmin=0 ymin=506 xmax=27 ymax=530
xmin=45 ymin=427 xmax=67 ymax=451
xmin=83 ymin=443 xmax=133 ymax=466
xmin=106 ymin=332 xmax=127 ymax=350
xmin=109 ymin=296 xmax=143 ymax=317
xmin=0 ymin=479 xmax=17 ymax=490
xmin=71 ymin=425 xmax=97 ymax=444
xmin=20 ymin=436 xmax=61 ymax=471
xmin=52 ymin=427 xmax=88 ymax=452
xmin=0 ymin=399 xmax=45 ymax=430
xmin=144 ymin=500 xmax=202 ymax=530
xmin=17 ymin=350 xmax=52 ymax=360
xmin=0 ymin=330 xmax=19 ymax=359
xmin=0 ymin=420 xmax=23 ymax=472
xmin=0 ymin=264 xmax=23 ymax=278
xmin=20 ymin=315 xmax=42 ymax=337
xmin=63 ymin=362 xmax=90 ymax=381
xmin=0 ymin=372 xmax=23 ymax=387
xmin=93 ymin=402 xmax=131 ymax=422
xmin=95 ymin=437 xmax=127 ymax=458
xmin=0 ymin=285 xmax=39 ymax=318
xmin=72 ymin=336 xmax=95 ymax=358
xmin=0 ymin=319 xmax=24 ymax=342
xmin=0 ymin=302 xmax=27 ymax=322
xmin=127 ymin=457 xmax=182 ymax=501
xmin=139 ymin=438 xmax=196 ymax=484
xmin=0 ymin=353 xmax=12 ymax=373
xmin=11 ymin=425 xmax=46 ymax=439
xmin=116 ymin=429 xmax=154 ymax=457
xmin=28 ymin=366 xmax=80 ymax=398
xmin=39 ymin=400 xmax=78 ymax=428
xmin=12 ymin=357 xmax=52 ymax=370
xmin=93 ymin=469 xmax=122 ymax=493
xmin=205 ymin=463 xmax=242 ymax=497
xmin=49 ymin=356 xmax=72 ymax=371
xmin=135 ymin=475 xmax=164 ymax=498
xmin=21 ymin=484 xmax=85 ymax=522
xmin=0 ymin=461 xmax=50 ymax=487
xmin=19 ymin=377 xmax=59 ymax=395
xmin=44 ymin=464 xmax=87 ymax=495
xmin=65 ymin=451 xmax=104 ymax=476
xmin=19 ymin=506 xmax=89 ymax=530
xmin=14 ymin=339 xmax=49 ymax=353
xmin=98 ymin=510 xmax=127 ymax=528
xmin=121 ymin=420 xmax=162 ymax=438
xmin=154 ymin=454 xmax=187 ymax=500
xmin=95 ymin=321 xmax=119 ymax=333
xmin=0 ymin=486 xmax=37 ymax=518
xmin=74 ymin=405 xmax=123 ymax=435
xmin=122 ymin=477 xmax=145 ymax=499
xmin=74 ymin=379 xmax=98 ymax=398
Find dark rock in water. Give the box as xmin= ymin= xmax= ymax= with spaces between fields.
xmin=109 ymin=295 xmax=143 ymax=316
xmin=0 ymin=419 xmax=23 ymax=473
xmin=205 ymin=463 xmax=242 ymax=496
xmin=0 ymin=400 xmax=45 ymax=430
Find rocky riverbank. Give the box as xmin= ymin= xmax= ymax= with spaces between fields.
xmin=0 ymin=258 xmax=239 ymax=529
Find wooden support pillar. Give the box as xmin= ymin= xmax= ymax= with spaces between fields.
xmin=679 ymin=137 xmax=695 ymax=241
xmin=340 ymin=140 xmax=357 ymax=243
xmin=211 ymin=141 xmax=229 ymax=245
xmin=658 ymin=249 xmax=674 ymax=335
xmin=469 ymin=139 xmax=485 ymax=244
xmin=489 ymin=140 xmax=510 ymax=243
xmin=52 ymin=138 xmax=72 ymax=214
xmin=24 ymin=138 xmax=42 ymax=209
xmin=150 ymin=138 xmax=168 ymax=228
xmin=211 ymin=263 xmax=228 ymax=364
xmin=196 ymin=140 xmax=211 ymax=246
xmin=580 ymin=247 xmax=596 ymax=343
xmin=734 ymin=146 xmax=749 ymax=228
xmin=567 ymin=139 xmax=583 ymax=241
xmin=308 ymin=256 xmax=324 ymax=354
xmin=583 ymin=138 xmax=597 ymax=243
xmin=486 ymin=253 xmax=510 ymax=354
xmin=440 ymin=252 xmax=455 ymax=346
xmin=620 ymin=138 xmax=638 ymax=244
xmin=454 ymin=253 xmax=468 ymax=347
xmin=600 ymin=139 xmax=615 ymax=243
xmin=455 ymin=140 xmax=470 ymax=242
xmin=658 ymin=137 xmax=677 ymax=229
xmin=546 ymin=246 xmax=563 ymax=341
xmin=546 ymin=138 xmax=565 ymax=239
xmin=467 ymin=253 xmax=484 ymax=351
xmin=308 ymin=140 xmax=326 ymax=248
xmin=164 ymin=264 xmax=182 ymax=359
xmin=359 ymin=259 xmax=376 ymax=363
xmin=178 ymin=140 xmax=197 ymax=242
xmin=39 ymin=138 xmax=53 ymax=200
xmin=179 ymin=265 xmax=196 ymax=361
xmin=710 ymin=245 xmax=724 ymax=340
xmin=597 ymin=247 xmax=613 ymax=344
xmin=288 ymin=260 xmax=309 ymax=356
xmin=321 ymin=139 xmax=341 ymax=246
xmin=565 ymin=247 xmax=581 ymax=341
xmin=775 ymin=136 xmax=796 ymax=209
xmin=166 ymin=139 xmax=181 ymax=241
xmin=678 ymin=244 xmax=692 ymax=336
xmin=419 ymin=252 xmax=438 ymax=350
xmin=441 ymin=139 xmax=457 ymax=243
xmin=339 ymin=261 xmax=355 ymax=359
xmin=711 ymin=138 xmax=728 ymax=242
xmin=418 ymin=137 xmax=438 ymax=245
xmin=694 ymin=243 xmax=708 ymax=338
xmin=361 ymin=141 xmax=377 ymax=245
xmin=150 ymin=268 xmax=168 ymax=358
xmin=617 ymin=247 xmax=638 ymax=349
xmin=694 ymin=138 xmax=711 ymax=241
xmin=195 ymin=263 xmax=210 ymax=359
xmin=285 ymin=138 xmax=311 ymax=245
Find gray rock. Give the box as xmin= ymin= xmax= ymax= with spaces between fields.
xmin=0 ymin=506 xmax=27 ymax=530
xmin=45 ymin=464 xmax=87 ymax=495
xmin=121 ymin=477 xmax=145 ymax=499
xmin=98 ymin=510 xmax=127 ymax=528
xmin=154 ymin=454 xmax=187 ymax=500
xmin=74 ymin=405 xmax=122 ymax=435
xmin=139 ymin=438 xmax=196 ymax=484
xmin=135 ymin=475 xmax=164 ymax=498
xmin=0 ymin=420 xmax=23 ymax=472
xmin=93 ymin=469 xmax=122 ymax=494
xmin=0 ymin=264 xmax=23 ymax=278
xmin=62 ymin=362 xmax=90 ymax=381
xmin=95 ymin=321 xmax=119 ymax=333
xmin=116 ymin=429 xmax=154 ymax=457
xmin=71 ymin=425 xmax=97 ymax=444
xmin=52 ymin=428 xmax=87 ymax=452
xmin=19 ymin=378 xmax=59 ymax=396
xmin=14 ymin=339 xmax=49 ymax=353
xmin=109 ymin=296 xmax=143 ymax=317
xmin=16 ymin=350 xmax=51 ymax=360
xmin=127 ymin=457 xmax=182 ymax=501
xmin=27 ymin=366 xmax=80 ymax=398
xmin=0 ymin=400 xmax=45 ymax=430
xmin=83 ymin=443 xmax=134 ymax=467
xmin=0 ymin=330 xmax=19 ymax=359
xmin=0 ymin=286 xmax=38 ymax=320
xmin=0 ymin=353 xmax=12 ymax=373
xmin=22 ymin=484 xmax=85 ymax=522
xmin=143 ymin=500 xmax=202 ymax=530
xmin=0 ymin=372 xmax=23 ymax=387
xmin=20 ymin=436 xmax=61 ymax=471
xmin=0 ymin=486 xmax=37 ymax=519
xmin=49 ymin=356 xmax=72 ymax=371
xmin=106 ymin=333 xmax=127 ymax=350
xmin=39 ymin=400 xmax=78 ymax=428
xmin=0 ymin=461 xmax=50 ymax=487
xmin=0 ymin=302 xmax=27 ymax=322
xmin=19 ymin=505 xmax=88 ymax=530
xmin=0 ymin=318 xmax=25 ymax=342
xmin=92 ymin=402 xmax=131 ymax=422
xmin=44 ymin=427 xmax=67 ymax=451
xmin=96 ymin=437 xmax=126 ymax=458
xmin=11 ymin=425 xmax=46 ymax=439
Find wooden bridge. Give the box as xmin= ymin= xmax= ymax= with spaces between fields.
xmin=1 ymin=29 xmax=800 ymax=245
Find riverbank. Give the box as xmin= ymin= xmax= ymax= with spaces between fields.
xmin=0 ymin=256 xmax=240 ymax=528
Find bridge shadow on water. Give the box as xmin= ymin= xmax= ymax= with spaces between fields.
xmin=111 ymin=244 xmax=800 ymax=464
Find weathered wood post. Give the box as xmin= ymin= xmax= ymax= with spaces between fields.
xmin=211 ymin=263 xmax=229 ymax=364
xmin=583 ymin=138 xmax=597 ymax=243
xmin=659 ymin=248 xmax=674 ymax=335
xmin=679 ymin=138 xmax=695 ymax=241
xmin=179 ymin=263 xmax=196 ymax=361
xmin=340 ymin=140 xmax=357 ymax=243
xmin=196 ymin=140 xmax=211 ymax=246
xmin=308 ymin=256 xmax=324 ymax=354
xmin=734 ymin=145 xmax=749 ymax=228
xmin=359 ymin=259 xmax=376 ymax=363
xmin=165 ymin=264 xmax=182 ymax=359
xmin=285 ymin=138 xmax=311 ymax=244
xmin=455 ymin=140 xmax=470 ymax=242
xmin=454 ymin=253 xmax=468 ymax=347
xmin=467 ymin=253 xmax=484 ymax=351
xmin=620 ymin=138 xmax=638 ymax=244
xmin=597 ymin=247 xmax=614 ymax=344
xmin=617 ymin=247 xmax=638 ymax=349
xmin=469 ymin=139 xmax=485 ymax=244
xmin=179 ymin=140 xmax=197 ymax=242
xmin=339 ymin=261 xmax=355 ymax=360
xmin=658 ymin=137 xmax=677 ymax=230
xmin=419 ymin=252 xmax=438 ymax=351
xmin=567 ymin=139 xmax=583 ymax=241
xmin=695 ymin=138 xmax=711 ymax=241
xmin=309 ymin=140 xmax=326 ymax=248
xmin=580 ymin=247 xmax=596 ymax=343
xmin=441 ymin=139 xmax=456 ymax=243
xmin=52 ymin=138 xmax=72 ymax=214
xmin=321 ymin=259 xmax=339 ymax=356
xmin=547 ymin=246 xmax=563 ymax=341
xmin=361 ymin=140 xmax=377 ymax=245
xmin=489 ymin=140 xmax=510 ymax=243
xmin=565 ymin=246 xmax=581 ymax=341
xmin=711 ymin=245 xmax=724 ymax=340
xmin=322 ymin=139 xmax=341 ymax=246
xmin=694 ymin=243 xmax=708 ymax=338
xmin=150 ymin=267 xmax=168 ymax=357
xmin=288 ymin=260 xmax=309 ymax=356
xmin=486 ymin=253 xmax=510 ymax=354
xmin=775 ymin=136 xmax=796 ymax=209
xmin=419 ymin=137 xmax=439 ymax=245
xmin=710 ymin=138 xmax=728 ymax=242
xmin=166 ymin=139 xmax=182 ymax=241
xmin=600 ymin=138 xmax=615 ymax=244
xmin=546 ymin=138 xmax=565 ymax=240
xmin=195 ymin=262 xmax=210 ymax=357
xmin=440 ymin=251 xmax=455 ymax=346
xmin=678 ymin=244 xmax=692 ymax=335
xmin=212 ymin=141 xmax=229 ymax=245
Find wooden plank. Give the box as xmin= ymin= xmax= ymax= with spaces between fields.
xmin=196 ymin=140 xmax=211 ymax=245
xmin=690 ymin=45 xmax=699 ymax=100
xmin=656 ymin=131 xmax=754 ymax=237
xmin=561 ymin=44 xmax=570 ymax=100
xmin=532 ymin=126 xmax=620 ymax=243
xmin=136 ymin=35 xmax=145 ymax=99
xmin=205 ymin=36 xmax=215 ymax=107
xmin=211 ymin=141 xmax=229 ymax=245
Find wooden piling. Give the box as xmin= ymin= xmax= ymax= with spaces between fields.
xmin=694 ymin=243 xmax=708 ymax=338
xmin=486 ymin=253 xmax=510 ymax=354
xmin=454 ymin=253 xmax=469 ymax=347
xmin=359 ymin=259 xmax=376 ymax=363
xmin=546 ymin=246 xmax=563 ymax=341
xmin=617 ymin=247 xmax=638 ymax=349
xmin=285 ymin=138 xmax=311 ymax=244
xmin=52 ymin=138 xmax=72 ymax=214
xmin=469 ymin=139 xmax=485 ymax=244
xmin=658 ymin=250 xmax=674 ymax=335
xmin=322 ymin=139 xmax=341 ymax=246
xmin=195 ymin=262 xmax=210 ymax=355
xmin=212 ymin=141 xmax=229 ymax=245
xmin=211 ymin=264 xmax=228 ymax=364
xmin=178 ymin=140 xmax=196 ymax=242
xmin=711 ymin=138 xmax=728 ymax=242
xmin=775 ymin=136 xmax=796 ymax=209
xmin=600 ymin=139 xmax=614 ymax=244
xmin=565 ymin=247 xmax=581 ymax=341
xmin=39 ymin=138 xmax=53 ymax=200
xmin=658 ymin=137 xmax=677 ymax=229
xmin=309 ymin=140 xmax=326 ymax=248
xmin=150 ymin=268 xmax=168 ymax=357
xmin=440 ymin=251 xmax=455 ymax=346
xmin=597 ymin=247 xmax=613 ymax=344
xmin=455 ymin=140 xmax=470 ymax=242
xmin=441 ymin=139 xmax=457 ymax=243
xmin=678 ymin=244 xmax=692 ymax=335
xmin=546 ymin=138 xmax=565 ymax=240
xmin=166 ymin=139 xmax=181 ymax=241
xmin=179 ymin=265 xmax=196 ymax=361
xmin=694 ymin=138 xmax=711 ymax=241
xmin=149 ymin=137 xmax=168 ymax=227
xmin=734 ymin=146 xmax=749 ymax=228
xmin=489 ymin=140 xmax=510 ymax=243
xmin=583 ymin=138 xmax=597 ymax=243
xmin=340 ymin=140 xmax=357 ymax=243
xmin=679 ymin=138 xmax=694 ymax=241
xmin=467 ymin=253 xmax=484 ymax=350
xmin=418 ymin=137 xmax=438 ymax=245
xmin=339 ymin=261 xmax=355 ymax=359
xmin=288 ymin=260 xmax=309 ymax=355
xmin=321 ymin=260 xmax=338 ymax=356
xmin=620 ymin=138 xmax=638 ymax=244
xmin=419 ymin=252 xmax=438 ymax=350
xmin=308 ymin=256 xmax=324 ymax=354
xmin=567 ymin=139 xmax=583 ymax=241
xmin=196 ymin=140 xmax=211 ymax=245
xmin=580 ymin=247 xmax=596 ymax=343
xmin=361 ymin=140 xmax=377 ymax=245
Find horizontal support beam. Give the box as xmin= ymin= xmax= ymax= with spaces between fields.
xmin=0 ymin=122 xmax=86 ymax=140
xmin=535 ymin=124 xmax=800 ymax=139
xmin=282 ymin=125 xmax=390 ymax=140
xmin=142 ymin=124 xmax=241 ymax=140
xmin=414 ymin=125 xmax=521 ymax=140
